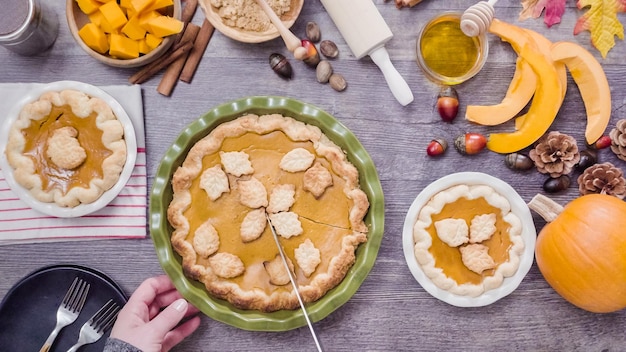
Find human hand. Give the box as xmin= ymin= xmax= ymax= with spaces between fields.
xmin=110 ymin=275 xmax=201 ymax=352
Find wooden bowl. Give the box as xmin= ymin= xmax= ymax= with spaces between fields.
xmin=66 ymin=0 xmax=182 ymax=68
xmin=199 ymin=0 xmax=303 ymax=43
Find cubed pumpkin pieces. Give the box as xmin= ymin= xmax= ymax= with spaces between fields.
xmin=78 ymin=22 xmax=109 ymax=54
xmin=147 ymin=16 xmax=183 ymax=38
xmin=131 ymin=0 xmax=155 ymax=13
xmin=137 ymin=10 xmax=161 ymax=31
xmin=146 ymin=0 xmax=174 ymax=11
xmin=109 ymin=33 xmax=139 ymax=59
xmin=145 ymin=33 xmax=163 ymax=50
xmin=119 ymin=0 xmax=133 ymax=8
xmin=99 ymin=1 xmax=128 ymax=29
xmin=75 ymin=0 xmax=179 ymax=59
xmin=76 ymin=0 xmax=101 ymax=14
xmin=137 ymin=38 xmax=151 ymax=54
xmin=89 ymin=11 xmax=117 ymax=34
xmin=122 ymin=16 xmax=147 ymax=40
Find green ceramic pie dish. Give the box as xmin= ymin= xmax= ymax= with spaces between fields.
xmin=149 ymin=96 xmax=384 ymax=331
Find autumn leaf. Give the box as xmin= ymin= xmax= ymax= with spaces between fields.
xmin=574 ymin=0 xmax=626 ymax=58
xmin=519 ymin=0 xmax=566 ymax=27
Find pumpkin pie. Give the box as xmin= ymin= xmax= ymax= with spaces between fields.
xmin=4 ymin=89 xmax=127 ymax=208
xmin=167 ymin=113 xmax=369 ymax=312
xmin=412 ymin=184 xmax=524 ymax=297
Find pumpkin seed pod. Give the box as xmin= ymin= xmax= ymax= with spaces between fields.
xmin=320 ymin=40 xmax=339 ymax=59
xmin=426 ymin=138 xmax=447 ymax=157
xmin=505 ymin=153 xmax=534 ymax=170
xmin=437 ymin=86 xmax=459 ymax=123
xmin=575 ymin=149 xmax=598 ymax=171
xmin=305 ymin=21 xmax=321 ymax=43
xmin=329 ymin=73 xmax=347 ymax=92
xmin=454 ymin=133 xmax=487 ymax=155
xmin=543 ymin=175 xmax=571 ymax=193
xmin=316 ymin=60 xmax=333 ymax=83
xmin=269 ymin=53 xmax=292 ymax=79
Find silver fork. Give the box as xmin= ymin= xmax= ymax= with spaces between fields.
xmin=66 ymin=299 xmax=120 ymax=352
xmin=39 ymin=277 xmax=90 ymax=352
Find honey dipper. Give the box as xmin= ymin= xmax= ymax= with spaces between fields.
xmin=460 ymin=0 xmax=498 ymax=37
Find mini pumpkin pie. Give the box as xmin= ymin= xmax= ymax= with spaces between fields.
xmin=167 ymin=113 xmax=369 ymax=312
xmin=4 ymin=90 xmax=127 ymax=208
xmin=412 ymin=184 xmax=524 ymax=297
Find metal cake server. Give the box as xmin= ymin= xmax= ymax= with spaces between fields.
xmin=266 ymin=214 xmax=323 ymax=352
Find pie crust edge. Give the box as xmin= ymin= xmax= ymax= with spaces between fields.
xmin=167 ymin=113 xmax=370 ymax=311
xmin=5 ymin=89 xmax=127 ymax=208
xmin=412 ymin=184 xmax=525 ymax=297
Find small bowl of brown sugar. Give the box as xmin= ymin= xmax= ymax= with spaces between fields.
xmin=199 ymin=0 xmax=303 ymax=43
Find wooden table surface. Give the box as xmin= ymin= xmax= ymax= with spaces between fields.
xmin=2 ymin=0 xmax=626 ymax=351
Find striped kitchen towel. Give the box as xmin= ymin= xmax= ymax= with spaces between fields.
xmin=0 ymin=83 xmax=147 ymax=245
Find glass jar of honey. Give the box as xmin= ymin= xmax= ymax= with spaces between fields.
xmin=416 ymin=12 xmax=488 ymax=85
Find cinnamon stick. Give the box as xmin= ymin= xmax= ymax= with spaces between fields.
xmin=180 ymin=19 xmax=214 ymax=83
xmin=157 ymin=23 xmax=201 ymax=96
xmin=174 ymin=0 xmax=199 ymax=43
xmin=128 ymin=40 xmax=194 ymax=85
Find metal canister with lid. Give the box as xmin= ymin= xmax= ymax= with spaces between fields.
xmin=0 ymin=0 xmax=58 ymax=55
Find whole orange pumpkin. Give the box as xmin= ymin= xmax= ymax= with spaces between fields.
xmin=530 ymin=193 xmax=626 ymax=313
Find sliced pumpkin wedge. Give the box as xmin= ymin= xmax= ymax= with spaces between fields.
xmin=465 ymin=19 xmax=538 ymax=126
xmin=487 ymin=44 xmax=564 ymax=154
xmin=550 ymin=41 xmax=611 ymax=144
xmin=514 ymin=28 xmax=568 ymax=130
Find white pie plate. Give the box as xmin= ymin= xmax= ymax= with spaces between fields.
xmin=0 ymin=81 xmax=137 ymax=218
xmin=402 ymin=172 xmax=536 ymax=307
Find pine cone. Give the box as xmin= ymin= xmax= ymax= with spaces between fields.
xmin=577 ymin=162 xmax=626 ymax=199
xmin=609 ymin=119 xmax=626 ymax=161
xmin=529 ymin=131 xmax=581 ymax=178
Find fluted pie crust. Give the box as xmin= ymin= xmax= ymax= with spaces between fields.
xmin=5 ymin=90 xmax=127 ymax=208
xmin=167 ymin=114 xmax=369 ymax=312
xmin=412 ymin=184 xmax=524 ymax=297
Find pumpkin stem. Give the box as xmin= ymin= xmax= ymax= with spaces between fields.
xmin=527 ymin=194 xmax=564 ymax=222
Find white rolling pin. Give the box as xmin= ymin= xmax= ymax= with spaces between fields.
xmin=319 ymin=0 xmax=414 ymax=106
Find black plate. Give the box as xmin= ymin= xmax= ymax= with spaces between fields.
xmin=0 ymin=264 xmax=128 ymax=352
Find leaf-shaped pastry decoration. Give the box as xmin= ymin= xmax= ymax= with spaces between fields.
xmin=574 ymin=0 xmax=625 ymax=58
xmin=519 ymin=0 xmax=566 ymax=27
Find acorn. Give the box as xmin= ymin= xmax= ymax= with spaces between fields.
xmin=575 ymin=149 xmax=598 ymax=171
xmin=504 ymin=153 xmax=534 ymax=170
xmin=426 ymin=138 xmax=448 ymax=157
xmin=269 ymin=53 xmax=292 ymax=79
xmin=454 ymin=133 xmax=487 ymax=155
xmin=300 ymin=39 xmax=320 ymax=67
xmin=437 ymin=86 xmax=459 ymax=122
xmin=543 ymin=175 xmax=571 ymax=193
xmin=589 ymin=135 xmax=612 ymax=149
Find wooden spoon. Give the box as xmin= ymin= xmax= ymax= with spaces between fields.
xmin=254 ymin=0 xmax=305 ymax=58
